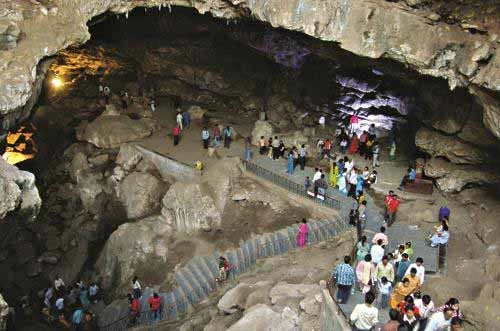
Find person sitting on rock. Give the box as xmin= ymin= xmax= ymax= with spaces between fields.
xmin=398 ymin=166 xmax=416 ymax=191
xmin=314 ymin=174 xmax=328 ymax=197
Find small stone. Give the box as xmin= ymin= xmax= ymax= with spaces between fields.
xmin=428 ymin=13 xmax=440 ymax=21
xmin=88 ymin=154 xmax=109 ymax=167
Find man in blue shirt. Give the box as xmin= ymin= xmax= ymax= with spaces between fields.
xmin=331 ymin=256 xmax=356 ymax=304
xmin=398 ymin=166 xmax=416 ymax=191
xmin=396 ymin=253 xmax=411 ymax=283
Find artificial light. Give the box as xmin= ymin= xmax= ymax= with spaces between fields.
xmin=51 ymin=77 xmax=63 ymax=88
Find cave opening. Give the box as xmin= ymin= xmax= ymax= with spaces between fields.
xmin=3 ymin=5 xmax=500 ymax=330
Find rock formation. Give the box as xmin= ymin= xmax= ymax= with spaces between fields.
xmin=1 ymin=0 xmax=499 ymax=141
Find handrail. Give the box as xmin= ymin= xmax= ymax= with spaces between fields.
xmin=244 ymin=160 xmax=344 ymax=211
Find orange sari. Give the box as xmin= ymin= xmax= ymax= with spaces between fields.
xmin=390 ymin=283 xmax=413 ymax=309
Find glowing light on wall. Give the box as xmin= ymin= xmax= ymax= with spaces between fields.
xmin=2 ymin=126 xmax=37 ymax=165
xmin=51 ymin=77 xmax=64 ymax=89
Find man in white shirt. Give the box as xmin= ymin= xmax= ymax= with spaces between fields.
xmin=415 ymin=294 xmax=435 ymax=320
xmin=425 ymin=307 xmax=453 ymax=331
xmin=54 ymin=275 xmax=65 ymax=292
xmin=176 ymin=111 xmax=183 ymax=130
xmin=318 ymin=115 xmax=326 ymax=128
xmin=313 ymin=168 xmax=322 ymax=182
xmin=350 ymin=292 xmax=378 ymax=331
xmin=370 ymin=239 xmax=385 ymax=265
xmin=345 ymin=158 xmax=354 ymax=174
xmin=405 ymin=257 xmax=426 ymax=284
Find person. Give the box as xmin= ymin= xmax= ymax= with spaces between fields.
xmin=55 ymin=296 xmax=64 ymax=312
xmin=172 ymin=124 xmax=181 ymax=146
xmin=344 ymin=157 xmax=354 ymax=174
xmin=438 ymin=206 xmax=450 ymax=222
xmin=213 ymin=124 xmax=221 ymax=147
xmin=201 ymin=127 xmax=210 ymax=149
xmin=176 ymin=111 xmax=183 ymax=130
xmin=365 ymin=138 xmax=374 ymax=161
xmin=389 ymin=140 xmax=396 ymax=161
xmin=356 ymin=254 xmax=375 ymax=293
xmin=223 ymin=126 xmax=232 ymax=148
xmin=398 ymin=166 xmax=417 ymax=191
xmin=362 ymin=166 xmax=370 ymax=182
xmin=348 ymin=169 xmax=358 ymax=198
xmin=299 ymin=144 xmax=307 ymax=170
xmin=267 ymin=137 xmax=274 ymax=158
xmin=340 ymin=136 xmax=348 ymax=154
xmin=375 ymin=256 xmax=395 ymax=285
xmin=406 ymin=268 xmax=421 ymax=294
xmin=390 ymin=278 xmax=413 ymax=310
xmin=286 ymin=152 xmax=294 ymax=174
xmin=365 ymin=170 xmax=378 ymax=189
xmin=313 ymin=168 xmax=322 ymax=183
xmin=382 ymin=309 xmax=401 ymax=331
xmin=121 ymin=93 xmax=128 ymax=110
xmin=372 ymin=141 xmax=380 ymax=168
xmin=349 ymin=133 xmax=359 ymax=155
xmin=355 ymin=172 xmax=364 ymax=199
xmin=424 ymin=307 xmax=453 ymax=331
xmin=350 ymin=292 xmax=378 ymax=331
xmin=400 ymin=304 xmax=419 ymax=330
xmin=54 ymin=275 xmax=65 ymax=293
xmin=370 ymin=239 xmax=385 ymax=265
xmin=378 ymin=276 xmax=392 ymax=309
xmin=372 ymin=226 xmax=389 ymax=246
xmin=415 ymin=294 xmax=434 ymax=328
xmin=259 ymin=136 xmax=266 ymax=155
xmin=148 ymin=292 xmax=161 ymax=322
xmin=449 ymin=317 xmax=463 ymax=331
xmin=357 ymin=201 xmax=367 ymax=235
xmin=79 ymin=285 xmax=90 ymax=308
xmin=98 ymin=84 xmax=104 ymax=96
xmin=430 ymin=220 xmax=450 ymax=247
xmin=329 ymin=159 xmax=338 ymax=187
xmin=314 ymin=174 xmax=328 ymax=197
xmin=292 ymin=146 xmax=299 ymax=170
xmin=272 ymin=136 xmax=280 ymax=160
xmin=296 ymin=218 xmax=308 ymax=248
xmin=405 ymin=257 xmax=425 ymax=284
xmin=245 ymin=137 xmax=251 ymax=161
xmin=89 ymin=283 xmax=99 ymax=303
xmin=396 ymin=253 xmax=411 ymax=283
xmin=72 ymin=306 xmax=83 ymax=331
xmin=316 ymin=139 xmax=324 ymax=159
xmin=331 ymin=256 xmax=356 ymax=304
xmin=149 ymin=99 xmax=156 ymax=112
xmin=393 ymin=245 xmax=405 ymax=270
xmin=337 ymin=168 xmax=348 ymax=195
xmin=438 ymin=298 xmax=462 ymax=319
xmin=359 ymin=131 xmax=368 ymax=156
xmin=132 ymin=276 xmax=141 ymax=299
xmin=356 ymin=236 xmax=371 ymax=262
xmin=368 ymin=123 xmax=376 ymax=139
xmin=349 ymin=112 xmax=359 ymax=133
xmin=384 ymin=191 xmax=400 ymax=226
xmin=216 ymin=256 xmax=231 ymax=282
xmin=57 ymin=312 xmax=71 ymax=329
xmin=318 ymin=115 xmax=326 ymax=128
xmin=349 ymin=208 xmax=359 ymax=227
xmin=182 ymin=110 xmax=190 ymax=129
xmin=304 ymin=176 xmax=311 ymax=192
xmin=404 ymin=242 xmax=414 ymax=260
xmin=129 ymin=294 xmax=140 ymax=326
xmin=278 ymin=140 xmax=286 ymax=158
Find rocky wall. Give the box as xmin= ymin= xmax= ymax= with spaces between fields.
xmin=0 ymin=0 xmax=499 ymax=137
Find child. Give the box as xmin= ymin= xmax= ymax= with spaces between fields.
xmin=378 ymin=276 xmax=392 ymax=309
xmin=304 ymin=176 xmax=311 ymax=192
xmin=404 ymin=242 xmax=414 ymax=260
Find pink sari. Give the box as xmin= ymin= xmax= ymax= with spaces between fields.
xmin=296 ymin=223 xmax=308 ymax=247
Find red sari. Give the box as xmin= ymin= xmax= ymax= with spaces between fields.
xmin=349 ymin=135 xmax=359 ymax=155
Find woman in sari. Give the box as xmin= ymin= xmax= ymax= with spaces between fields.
xmin=296 ymin=218 xmax=308 ymax=248
xmin=390 ymin=278 xmax=413 ymax=310
xmin=329 ymin=159 xmax=339 ymax=187
xmin=348 ymin=133 xmax=359 ymax=155
xmin=356 ymin=236 xmax=371 ymax=261
xmin=355 ymin=254 xmax=375 ymax=293
xmin=337 ymin=168 xmax=348 ymax=195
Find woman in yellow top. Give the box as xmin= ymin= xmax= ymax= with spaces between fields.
xmin=390 ymin=278 xmax=413 ymax=309
xmin=329 ymin=159 xmax=338 ymax=187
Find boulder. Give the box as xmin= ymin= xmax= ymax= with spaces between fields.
xmin=79 ymin=114 xmax=155 ymax=149
xmin=206 ymin=157 xmax=242 ymax=212
xmin=0 ymin=159 xmax=41 ymax=221
xmin=251 ymin=121 xmax=274 ymax=146
xmin=299 ymin=292 xmax=323 ymax=316
xmin=218 ymin=281 xmax=272 ymax=313
xmin=95 ymin=215 xmax=172 ymax=292
xmin=415 ymin=127 xmax=485 ymax=164
xmin=115 ymin=143 xmax=143 ymax=171
xmin=470 ymin=86 xmax=500 ymax=140
xmin=118 ymin=172 xmax=168 ymax=219
xmin=280 ymin=131 xmax=309 ymax=150
xmin=226 ymin=304 xmax=281 ymax=331
xmin=269 ymin=282 xmax=321 ymax=306
xmin=88 ymin=154 xmax=109 ymax=167
xmin=161 ymin=182 xmax=221 ymax=233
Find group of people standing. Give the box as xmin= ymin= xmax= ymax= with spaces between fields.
xmin=330 ymin=206 xmax=459 ymax=331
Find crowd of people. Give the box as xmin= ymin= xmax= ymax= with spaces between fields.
xmin=39 ymin=275 xmax=98 ymax=330
xmin=330 ymin=206 xmax=458 ymax=331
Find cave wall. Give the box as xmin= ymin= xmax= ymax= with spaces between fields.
xmin=0 ymin=0 xmax=499 ymax=140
